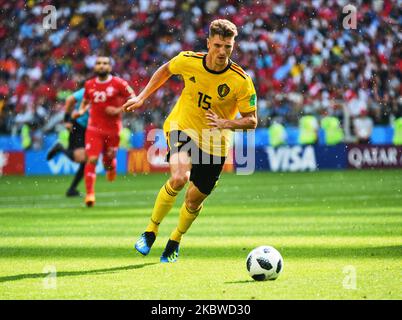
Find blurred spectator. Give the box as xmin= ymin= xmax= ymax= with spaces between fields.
xmin=298 ymin=114 xmax=319 ymax=145
xmin=119 ymin=127 xmax=132 ymax=149
xmin=268 ymin=118 xmax=287 ymax=147
xmin=353 ymin=109 xmax=374 ymax=144
xmin=321 ymin=113 xmax=344 ymax=146
xmin=392 ymin=117 xmax=402 ymax=146
xmin=20 ymin=123 xmax=31 ymax=150
xmin=0 ymin=0 xmax=400 ymax=143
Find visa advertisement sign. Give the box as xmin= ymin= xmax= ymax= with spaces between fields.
xmin=266 ymin=145 xmax=317 ymax=172
xmin=254 ymin=145 xmax=347 ymax=172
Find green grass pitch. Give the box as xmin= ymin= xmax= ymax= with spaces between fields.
xmin=0 ymin=170 xmax=401 ymax=300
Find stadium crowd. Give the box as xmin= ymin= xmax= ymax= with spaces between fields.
xmin=0 ymin=0 xmax=401 ymax=146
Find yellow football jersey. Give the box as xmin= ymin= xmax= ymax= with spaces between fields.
xmin=163 ymin=51 xmax=257 ymax=157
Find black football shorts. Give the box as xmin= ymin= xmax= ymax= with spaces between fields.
xmin=166 ymin=130 xmax=226 ymax=195
xmin=68 ymin=121 xmax=86 ymax=150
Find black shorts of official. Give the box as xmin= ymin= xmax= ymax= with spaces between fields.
xmin=166 ymin=130 xmax=226 ymax=195
xmin=68 ymin=121 xmax=86 ymax=150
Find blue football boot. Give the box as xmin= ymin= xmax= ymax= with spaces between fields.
xmin=134 ymin=232 xmax=156 ymax=256
xmin=160 ymin=239 xmax=180 ymax=263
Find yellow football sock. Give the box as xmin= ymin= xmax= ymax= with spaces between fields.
xmin=170 ymin=202 xmax=203 ymax=242
xmin=145 ymin=180 xmax=179 ymax=234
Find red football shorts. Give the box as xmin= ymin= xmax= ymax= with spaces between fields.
xmin=85 ymin=129 xmax=120 ymax=159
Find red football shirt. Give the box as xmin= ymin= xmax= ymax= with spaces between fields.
xmin=84 ymin=75 xmax=133 ymax=135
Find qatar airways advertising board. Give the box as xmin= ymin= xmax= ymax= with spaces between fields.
xmin=346 ymin=145 xmax=402 ymax=169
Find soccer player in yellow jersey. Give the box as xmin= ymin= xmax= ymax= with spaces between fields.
xmin=123 ymin=19 xmax=257 ymax=263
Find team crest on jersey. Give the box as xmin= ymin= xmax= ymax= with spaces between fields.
xmin=217 ymin=84 xmax=230 ymax=98
xmin=106 ymin=86 xmax=115 ymax=96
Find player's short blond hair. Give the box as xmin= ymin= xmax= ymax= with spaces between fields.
xmin=209 ymin=19 xmax=238 ymax=38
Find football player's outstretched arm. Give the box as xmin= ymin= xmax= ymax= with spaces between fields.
xmin=123 ymin=62 xmax=172 ymax=112
xmin=64 ymin=95 xmax=76 ymax=114
xmin=105 ymin=85 xmax=136 ymax=116
xmin=63 ymin=95 xmax=77 ymax=130
xmin=206 ymin=110 xmax=258 ymax=130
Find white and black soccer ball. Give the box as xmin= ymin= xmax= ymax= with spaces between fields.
xmin=246 ymin=246 xmax=283 ymax=281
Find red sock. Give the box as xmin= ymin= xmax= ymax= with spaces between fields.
xmin=103 ymin=156 xmax=116 ymax=171
xmin=85 ymin=162 xmax=97 ymax=195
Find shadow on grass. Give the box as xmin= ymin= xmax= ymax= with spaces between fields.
xmin=0 ymin=245 xmax=400 ymax=259
xmin=224 ymin=280 xmax=255 ymax=284
xmin=0 ymin=262 xmax=157 ymax=283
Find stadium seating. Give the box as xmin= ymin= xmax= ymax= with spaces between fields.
xmin=0 ymin=1 xmax=400 ymax=146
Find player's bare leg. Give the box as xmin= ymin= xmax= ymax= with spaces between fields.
xmin=84 ymin=156 xmax=98 ymax=207
xmin=73 ymin=148 xmax=86 ymax=163
xmin=168 ymin=151 xmax=192 ymax=190
xmin=135 ymin=151 xmax=191 ymax=255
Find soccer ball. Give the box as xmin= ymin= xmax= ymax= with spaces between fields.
xmin=246 ymin=246 xmax=283 ymax=281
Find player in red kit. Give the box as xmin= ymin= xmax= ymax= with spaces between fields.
xmin=73 ymin=56 xmax=135 ymax=207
